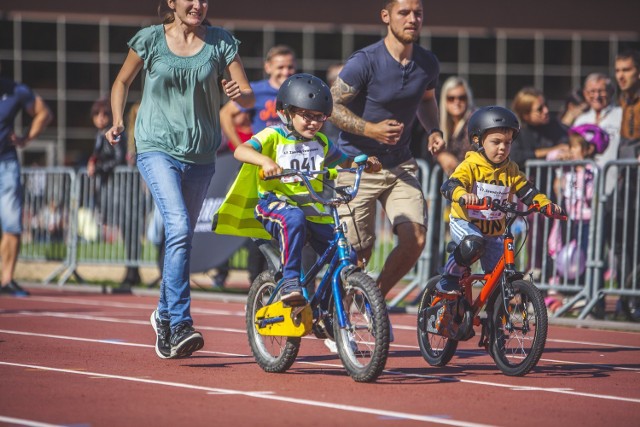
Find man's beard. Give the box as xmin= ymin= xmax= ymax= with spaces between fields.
xmin=390 ymin=26 xmax=419 ymax=44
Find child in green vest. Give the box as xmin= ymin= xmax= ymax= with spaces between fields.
xmin=233 ymin=73 xmax=380 ymax=304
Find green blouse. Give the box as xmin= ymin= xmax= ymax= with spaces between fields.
xmin=129 ymin=24 xmax=239 ymax=164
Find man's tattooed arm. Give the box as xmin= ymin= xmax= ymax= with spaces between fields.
xmin=329 ymin=77 xmax=367 ymax=136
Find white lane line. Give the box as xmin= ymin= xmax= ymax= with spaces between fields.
xmin=0 ymin=416 xmax=66 ymax=427
xmin=382 ymin=369 xmax=640 ymax=404
xmin=7 ymin=309 xmax=640 ymax=374
xmin=392 ymin=324 xmax=640 ymax=350
xmin=2 ymin=328 xmax=639 ymax=404
xmin=13 ymin=295 xmax=640 ymax=350
xmin=0 ymin=361 xmax=495 ymax=427
xmin=0 ymin=329 xmax=248 ymax=358
xmin=9 ymin=296 xmax=244 ymax=316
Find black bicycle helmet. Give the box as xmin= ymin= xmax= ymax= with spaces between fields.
xmin=467 ymin=106 xmax=520 ymax=146
xmin=276 ymin=73 xmax=333 ymax=117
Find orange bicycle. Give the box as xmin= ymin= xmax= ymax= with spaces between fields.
xmin=416 ymin=197 xmax=567 ymax=376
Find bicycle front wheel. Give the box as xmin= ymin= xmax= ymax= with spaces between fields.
xmin=246 ymin=271 xmax=300 ymax=373
xmin=490 ymin=279 xmax=548 ymax=376
xmin=416 ymin=275 xmax=458 ymax=366
xmin=333 ymin=272 xmax=389 ymax=383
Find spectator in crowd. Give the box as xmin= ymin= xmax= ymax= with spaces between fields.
xmin=86 ymin=97 xmax=140 ymax=291
xmin=431 ymin=76 xmax=476 ymax=175
xmin=510 ymin=87 xmax=569 ymax=278
xmin=330 ymin=0 xmax=444 ymax=302
xmin=549 ymin=124 xmax=609 ymax=263
xmin=558 ymin=88 xmax=588 ymax=127
xmin=105 ymin=0 xmax=254 ymax=358
xmin=612 ymin=49 xmax=640 ymax=319
xmin=218 ymin=44 xmax=296 ymax=287
xmin=0 ymin=66 xmax=53 ymax=296
xmin=510 ymin=87 xmax=569 ymax=170
xmin=573 ymin=73 xmax=622 ymax=195
xmin=616 ymin=50 xmax=640 ymax=157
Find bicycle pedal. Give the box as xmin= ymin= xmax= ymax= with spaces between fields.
xmin=290 ymin=305 xmax=307 ymax=318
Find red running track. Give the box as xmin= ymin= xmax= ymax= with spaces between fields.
xmin=1 ymin=286 xmax=639 ymax=427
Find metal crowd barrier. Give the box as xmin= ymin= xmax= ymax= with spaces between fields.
xmin=20 ymin=167 xmax=75 ymax=283
xmin=20 ymin=166 xmax=159 ymax=286
xmin=19 ymin=160 xmax=640 ymax=319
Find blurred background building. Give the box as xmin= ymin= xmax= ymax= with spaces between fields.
xmin=1 ymin=0 xmax=638 ymax=166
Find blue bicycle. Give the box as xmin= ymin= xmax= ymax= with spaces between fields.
xmin=245 ymin=155 xmax=390 ymax=383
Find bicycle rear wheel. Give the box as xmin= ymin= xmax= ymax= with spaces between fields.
xmin=333 ymin=272 xmax=389 ymax=382
xmin=416 ymin=275 xmax=458 ymax=366
xmin=246 ymin=271 xmax=300 ymax=373
xmin=490 ymin=279 xmax=548 ymax=376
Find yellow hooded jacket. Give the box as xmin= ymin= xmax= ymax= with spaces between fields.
xmin=445 ymin=151 xmax=552 ymax=237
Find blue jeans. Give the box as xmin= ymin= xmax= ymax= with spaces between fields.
xmin=137 ymin=152 xmax=215 ymax=330
xmin=0 ymin=155 xmax=23 ymax=234
xmin=443 ymin=216 xmax=503 ymax=277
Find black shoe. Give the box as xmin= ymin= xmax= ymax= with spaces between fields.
xmin=150 ymin=310 xmax=171 ymax=359
xmin=436 ymin=275 xmax=461 ymax=295
xmin=170 ymin=322 xmax=204 ymax=358
xmin=212 ymin=274 xmax=226 ymax=288
xmin=280 ymin=286 xmax=306 ymax=306
xmin=0 ymin=281 xmax=30 ymax=297
xmin=279 ymin=279 xmax=306 ymax=306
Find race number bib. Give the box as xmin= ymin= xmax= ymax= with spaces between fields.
xmin=276 ymin=140 xmax=325 ymax=183
xmin=467 ymin=182 xmax=510 ymax=221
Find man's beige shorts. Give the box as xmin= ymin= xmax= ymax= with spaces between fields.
xmin=337 ymin=158 xmax=427 ymax=252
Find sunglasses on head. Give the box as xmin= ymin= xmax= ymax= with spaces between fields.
xmin=446 ymin=94 xmax=468 ymax=102
xmin=534 ymin=103 xmax=547 ymax=113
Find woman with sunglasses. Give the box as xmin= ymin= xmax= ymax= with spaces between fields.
xmin=510 ymin=87 xmax=569 ymax=169
xmin=431 ymin=76 xmax=476 ymax=175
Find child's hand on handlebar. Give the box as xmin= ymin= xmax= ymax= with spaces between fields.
xmin=459 ymin=193 xmax=480 ymax=206
xmin=260 ymin=159 xmax=283 ymax=178
xmin=541 ymin=203 xmax=568 ymax=220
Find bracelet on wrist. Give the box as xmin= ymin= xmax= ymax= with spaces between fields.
xmin=429 ymin=128 xmax=443 ymax=137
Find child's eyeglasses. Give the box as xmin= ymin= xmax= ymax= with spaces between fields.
xmin=446 ymin=95 xmax=468 ymax=102
xmin=294 ymin=109 xmax=328 ymax=123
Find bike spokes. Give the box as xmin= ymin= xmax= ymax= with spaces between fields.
xmin=491 ymin=280 xmax=548 ymax=376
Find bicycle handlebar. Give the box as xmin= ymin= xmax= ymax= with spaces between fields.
xmin=258 ymin=154 xmax=369 ymax=206
xmin=461 ymin=196 xmax=568 ymax=220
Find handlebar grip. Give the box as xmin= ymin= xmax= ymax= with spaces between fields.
xmin=258 ymin=168 xmax=296 ymax=180
xmin=354 ymin=154 xmax=368 ymax=166
xmin=541 ymin=204 xmax=569 ymax=221
xmin=463 ymin=196 xmax=492 ymax=210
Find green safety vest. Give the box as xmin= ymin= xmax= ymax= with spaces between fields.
xmin=212 ymin=128 xmax=334 ymax=238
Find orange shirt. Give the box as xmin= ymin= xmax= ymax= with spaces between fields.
xmin=619 ymin=91 xmax=640 ymax=142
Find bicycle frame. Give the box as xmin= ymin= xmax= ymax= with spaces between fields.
xmin=260 ymin=160 xmax=368 ymax=332
xmin=433 ymin=199 xmax=561 ymax=322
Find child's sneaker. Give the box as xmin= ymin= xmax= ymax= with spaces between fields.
xmin=436 ymin=274 xmax=461 ymax=295
xmin=169 ymin=322 xmax=204 ymax=358
xmin=150 ymin=310 xmax=171 ymax=359
xmin=279 ymin=279 xmax=306 ymax=306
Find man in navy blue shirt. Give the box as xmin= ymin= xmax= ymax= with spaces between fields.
xmin=330 ymin=0 xmax=443 ymax=301
xmin=0 ymin=67 xmax=52 ymax=296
